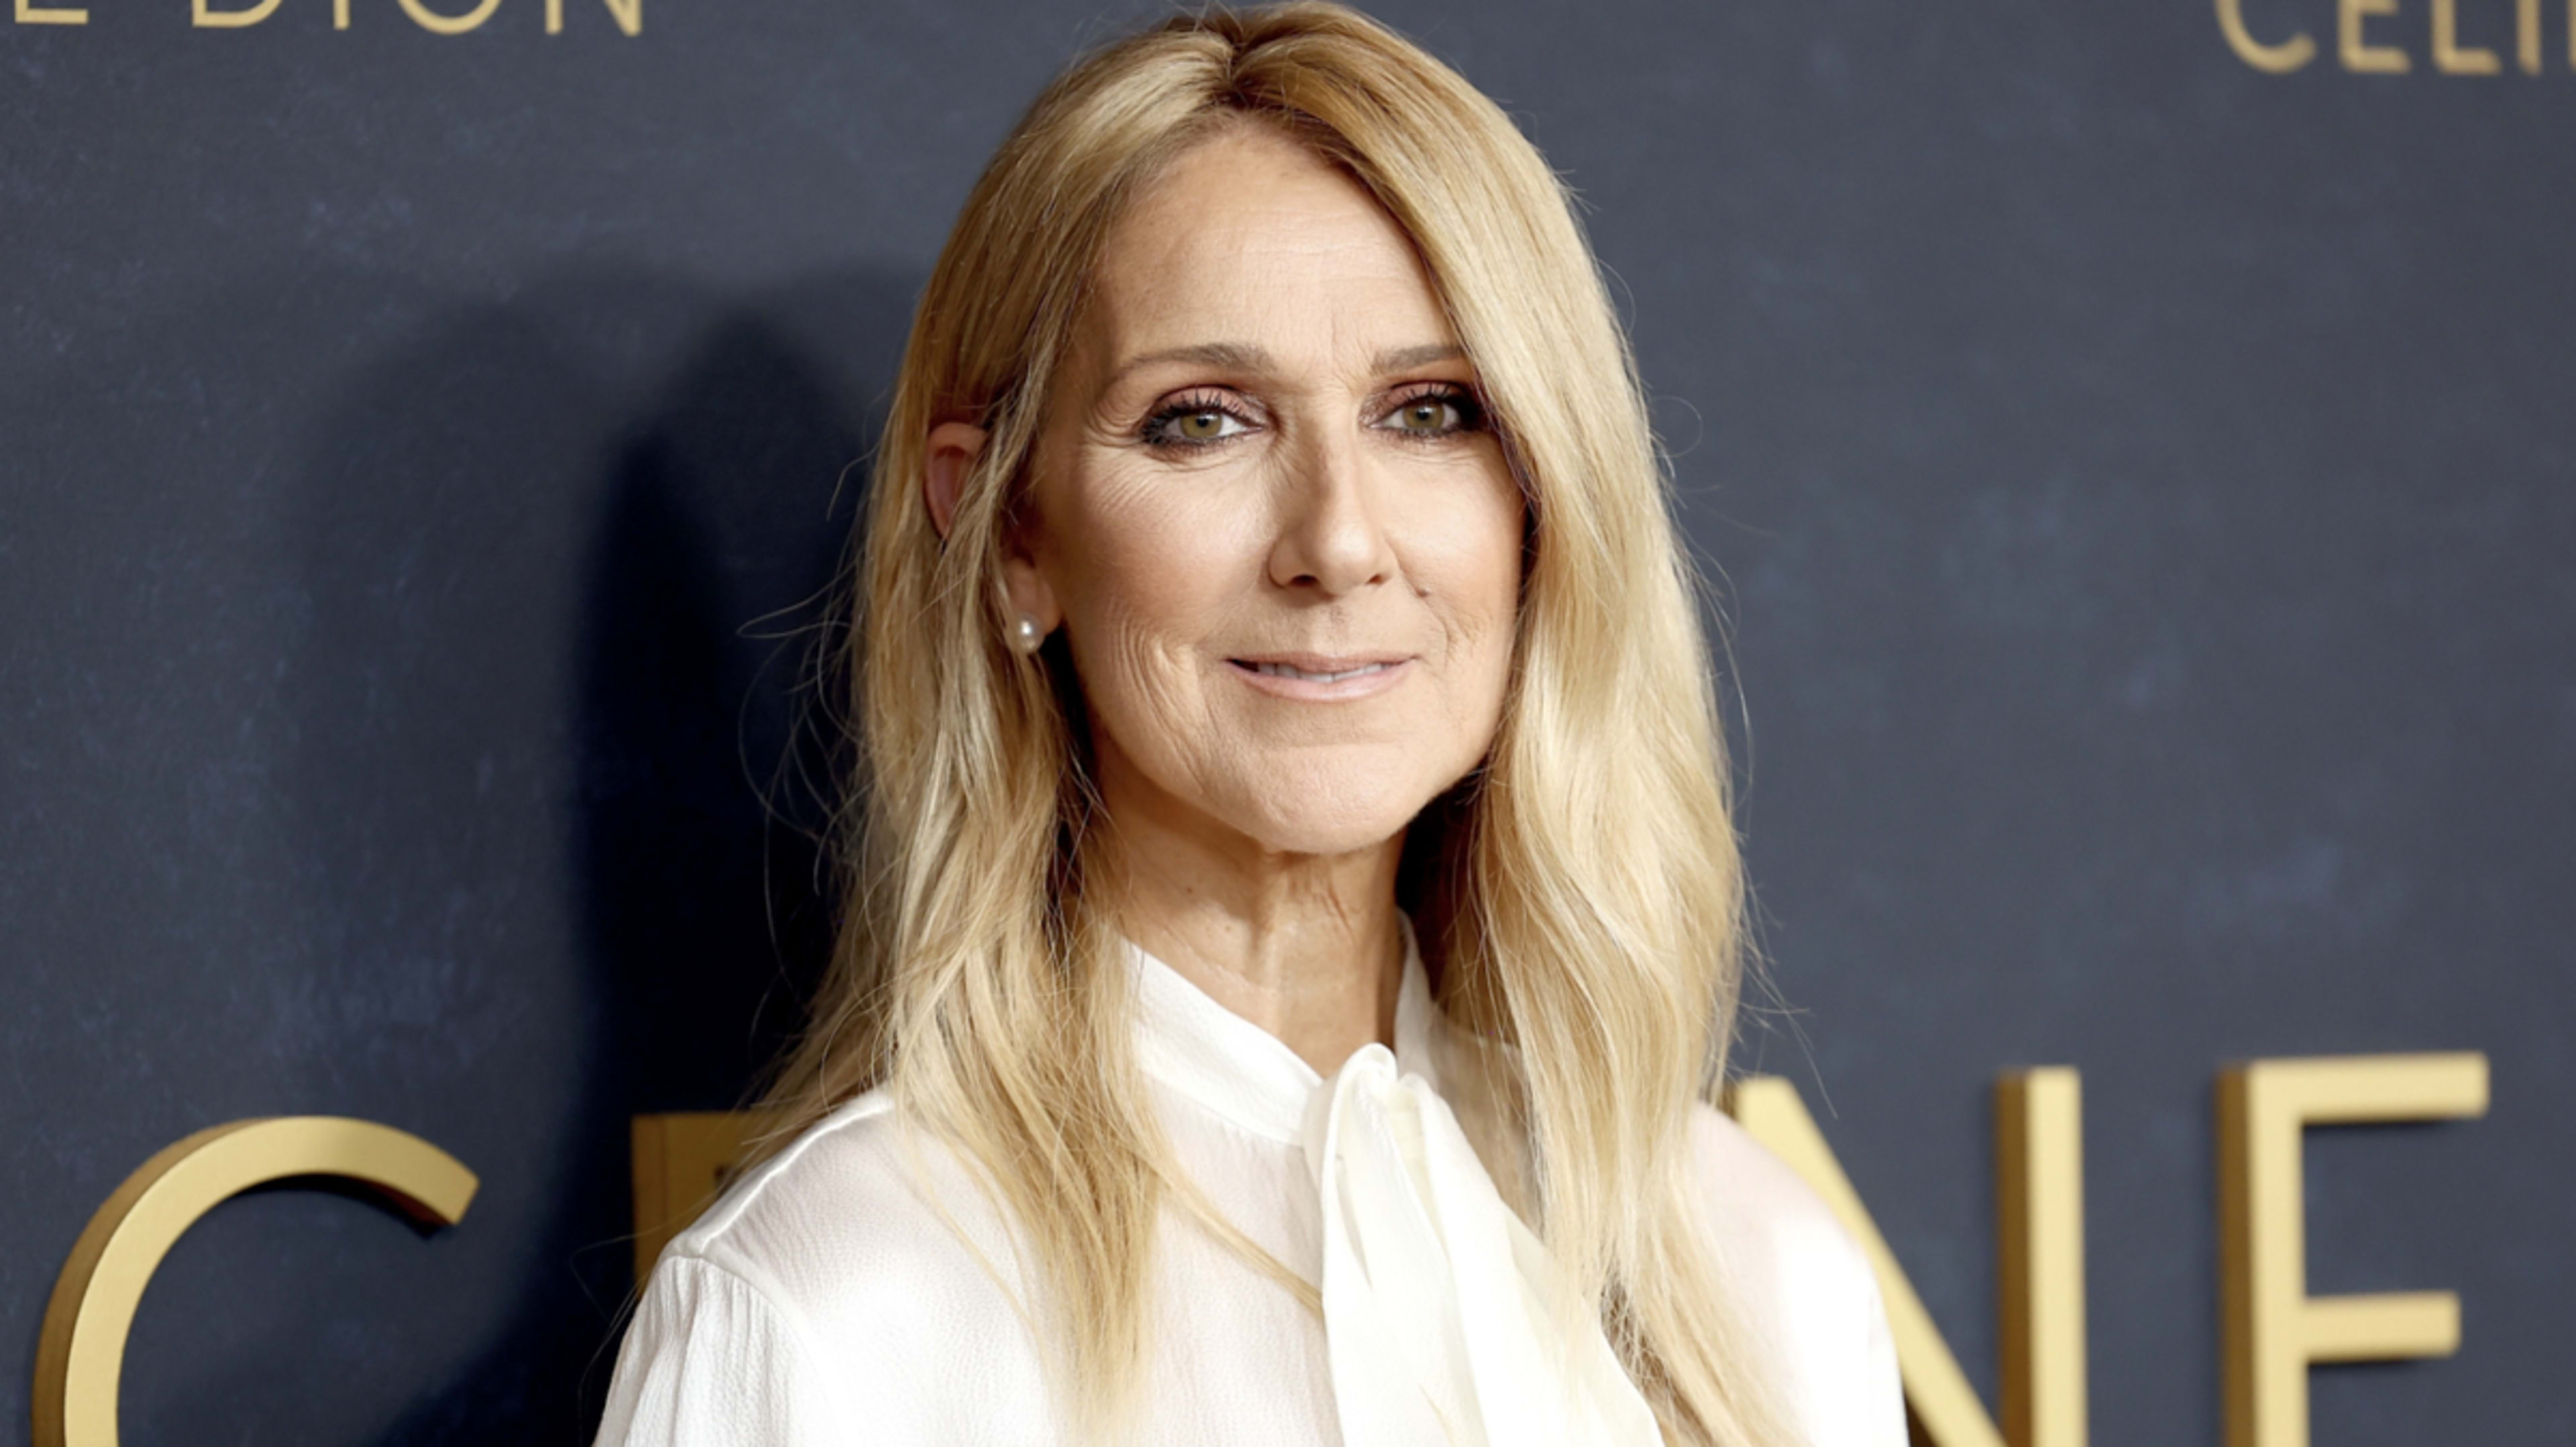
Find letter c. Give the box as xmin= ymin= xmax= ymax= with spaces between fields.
xmin=2217 ymin=0 xmax=2319 ymax=72
xmin=32 ymin=1118 xmax=478 ymax=1447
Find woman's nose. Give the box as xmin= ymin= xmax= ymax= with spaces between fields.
xmin=1266 ymin=430 xmax=1396 ymax=596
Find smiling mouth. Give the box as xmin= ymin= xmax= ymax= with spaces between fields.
xmin=1225 ymin=653 xmax=1413 ymax=688
xmin=1239 ymin=659 xmax=1394 ymax=684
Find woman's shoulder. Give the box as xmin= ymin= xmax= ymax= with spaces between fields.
xmin=658 ymin=1088 xmax=1040 ymax=1353
xmin=1682 ymin=1100 xmax=1873 ymax=1288
xmin=601 ymin=1094 xmax=1055 ymax=1444
xmin=1684 ymin=1100 xmax=1909 ymax=1444
xmin=672 ymin=1089 xmax=904 ymax=1252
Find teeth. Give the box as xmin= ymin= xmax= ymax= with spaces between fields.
xmin=1253 ymin=661 xmax=1388 ymax=684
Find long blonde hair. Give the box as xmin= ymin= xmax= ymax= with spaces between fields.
xmin=758 ymin=5 xmax=1774 ymax=1442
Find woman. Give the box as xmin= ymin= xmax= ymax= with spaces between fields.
xmin=596 ymin=5 xmax=1901 ymax=1444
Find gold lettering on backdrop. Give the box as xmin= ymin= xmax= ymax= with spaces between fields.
xmin=33 ymin=1063 xmax=2477 ymax=1446
xmin=4 ymin=0 xmax=640 ymax=31
xmin=2340 ymin=0 xmax=2414 ymax=70
xmin=2432 ymin=0 xmax=2504 ymax=70
xmin=2224 ymin=0 xmax=2576 ymax=72
xmin=631 ymin=1110 xmax=780 ymax=1283
xmin=32 ymin=1118 xmax=478 ymax=1447
xmin=547 ymin=0 xmax=639 ymax=36
xmin=194 ymin=0 xmax=283 ymax=27
xmin=2218 ymin=1053 xmax=2487 ymax=1447
xmin=1724 ymin=1071 xmax=2088 ymax=1447
xmin=397 ymin=0 xmax=502 ymax=33
xmin=1996 ymin=1069 xmax=2087 ymax=1447
xmin=2218 ymin=0 xmax=2320 ymax=70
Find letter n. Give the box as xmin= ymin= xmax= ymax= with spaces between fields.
xmin=1725 ymin=1070 xmax=2088 ymax=1447
xmin=549 ymin=0 xmax=640 ymax=35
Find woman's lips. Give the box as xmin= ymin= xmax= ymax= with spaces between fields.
xmin=1225 ymin=653 xmax=1414 ymax=700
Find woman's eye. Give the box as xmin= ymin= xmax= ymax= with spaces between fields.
xmin=1376 ymin=388 xmax=1482 ymax=438
xmin=1143 ymin=398 xmax=1253 ymax=448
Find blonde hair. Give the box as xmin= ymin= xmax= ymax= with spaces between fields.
xmin=758 ymin=5 xmax=1776 ymax=1442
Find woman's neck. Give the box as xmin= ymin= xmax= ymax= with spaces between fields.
xmin=1093 ymin=752 xmax=1408 ymax=1077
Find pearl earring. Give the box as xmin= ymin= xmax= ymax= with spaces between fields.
xmin=1009 ymin=614 xmax=1045 ymax=656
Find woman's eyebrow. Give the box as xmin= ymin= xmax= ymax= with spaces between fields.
xmin=1107 ymin=341 xmax=1273 ymax=387
xmin=1104 ymin=340 xmax=1468 ymax=390
xmin=1372 ymin=342 xmax=1466 ymax=373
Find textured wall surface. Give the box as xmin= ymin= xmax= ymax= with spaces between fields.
xmin=4 ymin=2 xmax=2568 ymax=1443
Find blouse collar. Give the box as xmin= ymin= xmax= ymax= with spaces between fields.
xmin=1128 ymin=920 xmax=1443 ymax=1144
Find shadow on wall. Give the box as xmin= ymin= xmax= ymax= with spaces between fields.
xmin=169 ymin=266 xmax=920 ymax=1443
xmin=415 ymin=278 xmax=910 ymax=1442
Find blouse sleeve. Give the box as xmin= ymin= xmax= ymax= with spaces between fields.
xmin=1837 ymin=1250 xmax=1907 ymax=1447
xmin=594 ymin=1253 xmax=853 ymax=1447
xmin=1687 ymin=1106 xmax=1909 ymax=1447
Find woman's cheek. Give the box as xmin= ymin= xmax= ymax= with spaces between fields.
xmin=1401 ymin=498 xmax=1522 ymax=647
xmin=1075 ymin=458 xmax=1249 ymax=594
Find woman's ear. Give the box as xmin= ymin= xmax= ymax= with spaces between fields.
xmin=998 ymin=553 xmax=1063 ymax=644
xmin=923 ymin=421 xmax=988 ymax=540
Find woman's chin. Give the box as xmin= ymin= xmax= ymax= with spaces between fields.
xmin=1238 ymin=816 xmax=1409 ymax=860
xmin=1215 ymin=772 xmax=1448 ymax=860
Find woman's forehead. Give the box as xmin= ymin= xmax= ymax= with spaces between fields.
xmin=1077 ymin=127 xmax=1460 ymax=380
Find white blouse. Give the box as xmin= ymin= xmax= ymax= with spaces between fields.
xmin=595 ymin=939 xmax=1905 ymax=1446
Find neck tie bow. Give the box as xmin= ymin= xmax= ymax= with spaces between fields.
xmin=1301 ymin=1042 xmax=1666 ymax=1447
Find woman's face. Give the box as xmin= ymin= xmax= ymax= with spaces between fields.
xmin=1012 ymin=123 xmax=1524 ymax=859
